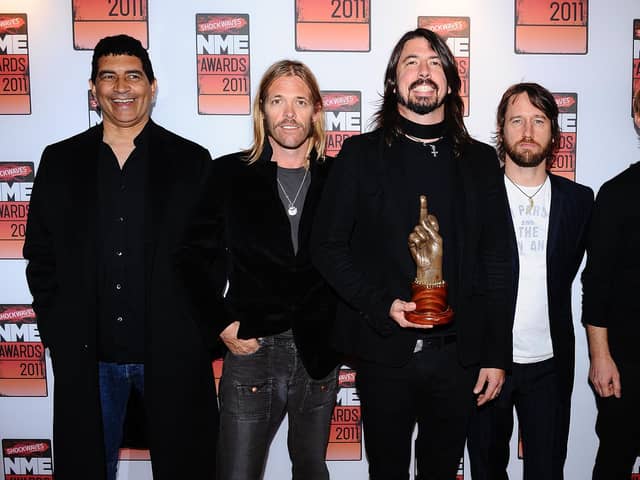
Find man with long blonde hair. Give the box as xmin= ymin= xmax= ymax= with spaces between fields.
xmin=177 ymin=59 xmax=338 ymax=480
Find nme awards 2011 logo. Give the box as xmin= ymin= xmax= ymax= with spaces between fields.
xmin=0 ymin=13 xmax=31 ymax=115
xmin=295 ymin=0 xmax=370 ymax=52
xmin=550 ymin=93 xmax=577 ymax=181
xmin=327 ymin=366 xmax=362 ymax=461
xmin=196 ymin=14 xmax=251 ymax=115
xmin=418 ymin=17 xmax=470 ymax=116
xmin=0 ymin=162 xmax=33 ymax=259
xmin=632 ymin=19 xmax=640 ymax=115
xmin=514 ymin=0 xmax=588 ymax=54
xmin=2 ymin=439 xmax=53 ymax=479
xmin=322 ymin=91 xmax=362 ymax=157
xmin=72 ymin=0 xmax=148 ymax=50
xmin=0 ymin=305 xmax=47 ymax=397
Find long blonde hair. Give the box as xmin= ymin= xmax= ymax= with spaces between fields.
xmin=245 ymin=60 xmax=325 ymax=167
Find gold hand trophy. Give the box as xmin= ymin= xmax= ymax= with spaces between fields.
xmin=406 ymin=195 xmax=454 ymax=325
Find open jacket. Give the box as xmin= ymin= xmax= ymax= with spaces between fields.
xmin=312 ymin=129 xmax=511 ymax=369
xmin=176 ymin=144 xmax=338 ymax=379
xmin=23 ymin=121 xmax=219 ymax=480
xmin=503 ymin=171 xmax=593 ymax=397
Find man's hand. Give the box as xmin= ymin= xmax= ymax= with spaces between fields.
xmin=474 ymin=368 xmax=505 ymax=406
xmin=220 ymin=321 xmax=260 ymax=355
xmin=586 ymin=325 xmax=621 ymax=398
xmin=389 ymin=299 xmax=434 ymax=329
xmin=589 ymin=355 xmax=621 ymax=398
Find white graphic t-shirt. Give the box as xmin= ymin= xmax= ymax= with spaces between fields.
xmin=504 ymin=175 xmax=553 ymax=364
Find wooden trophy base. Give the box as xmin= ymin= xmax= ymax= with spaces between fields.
xmin=405 ymin=281 xmax=454 ymax=326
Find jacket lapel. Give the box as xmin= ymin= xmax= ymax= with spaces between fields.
xmin=145 ymin=121 xmax=171 ymax=279
xmin=546 ymin=174 xmax=564 ymax=291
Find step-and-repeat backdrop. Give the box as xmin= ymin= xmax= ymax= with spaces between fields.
xmin=1 ymin=1 xmax=639 ymax=479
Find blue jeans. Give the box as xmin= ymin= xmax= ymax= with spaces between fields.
xmin=217 ymin=331 xmax=338 ymax=480
xmin=98 ymin=362 xmax=145 ymax=480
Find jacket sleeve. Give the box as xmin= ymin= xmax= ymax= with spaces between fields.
xmin=311 ymin=137 xmax=397 ymax=336
xmin=23 ymin=147 xmax=58 ymax=348
xmin=581 ymin=181 xmax=619 ymax=328
xmin=174 ymin=156 xmax=232 ymax=347
xmin=478 ymin=147 xmax=512 ymax=369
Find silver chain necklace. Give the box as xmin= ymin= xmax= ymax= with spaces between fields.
xmin=504 ymin=174 xmax=546 ymax=214
xmin=277 ymin=168 xmax=308 ymax=216
xmin=404 ymin=133 xmax=441 ymax=157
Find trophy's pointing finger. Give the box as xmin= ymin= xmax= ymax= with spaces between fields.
xmin=419 ymin=195 xmax=428 ymax=223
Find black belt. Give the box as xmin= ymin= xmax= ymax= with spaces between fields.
xmin=417 ymin=334 xmax=457 ymax=351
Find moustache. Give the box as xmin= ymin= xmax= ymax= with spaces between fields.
xmin=277 ymin=120 xmax=303 ymax=128
xmin=409 ymin=78 xmax=438 ymax=91
xmin=517 ymin=137 xmax=541 ymax=148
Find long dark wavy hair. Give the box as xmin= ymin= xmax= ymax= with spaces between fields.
xmin=371 ymin=28 xmax=471 ymax=158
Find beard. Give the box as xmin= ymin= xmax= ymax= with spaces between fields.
xmin=504 ymin=137 xmax=554 ymax=168
xmin=396 ymin=79 xmax=446 ymax=116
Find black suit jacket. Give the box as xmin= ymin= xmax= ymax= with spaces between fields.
xmin=503 ymin=172 xmax=593 ymax=397
xmin=582 ymin=162 xmax=640 ymax=364
xmin=23 ymin=121 xmax=219 ymax=480
xmin=312 ymin=130 xmax=511 ymax=369
xmin=176 ymin=144 xmax=339 ymax=379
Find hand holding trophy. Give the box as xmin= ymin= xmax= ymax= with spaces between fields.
xmin=406 ymin=195 xmax=454 ymax=325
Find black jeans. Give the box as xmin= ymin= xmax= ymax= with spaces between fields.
xmin=592 ymin=361 xmax=640 ymax=480
xmin=356 ymin=339 xmax=477 ymax=480
xmin=467 ymin=358 xmax=569 ymax=480
xmin=217 ymin=331 xmax=338 ymax=480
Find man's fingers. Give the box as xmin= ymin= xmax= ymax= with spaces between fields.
xmin=613 ymin=377 xmax=622 ymax=398
xmin=418 ymin=195 xmax=428 ymax=223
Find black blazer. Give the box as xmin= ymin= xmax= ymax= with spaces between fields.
xmin=312 ymin=130 xmax=511 ymax=369
xmin=582 ymin=162 xmax=640 ymax=364
xmin=23 ymin=121 xmax=219 ymax=480
xmin=503 ymin=172 xmax=593 ymax=397
xmin=176 ymin=144 xmax=338 ymax=379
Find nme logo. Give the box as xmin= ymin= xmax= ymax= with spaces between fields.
xmin=327 ymin=366 xmax=362 ymax=461
xmin=0 ymin=34 xmax=27 ymax=54
xmin=196 ymin=13 xmax=251 ymax=115
xmin=322 ymin=91 xmax=362 ymax=157
xmin=550 ymin=93 xmax=578 ymax=181
xmin=0 ymin=305 xmax=47 ymax=397
xmin=0 ymin=161 xmax=34 ymax=259
xmin=418 ymin=17 xmax=470 ymax=116
xmin=633 ymin=19 xmax=640 ymax=115
xmin=2 ymin=439 xmax=53 ymax=479
xmin=0 ymin=13 xmax=31 ymax=114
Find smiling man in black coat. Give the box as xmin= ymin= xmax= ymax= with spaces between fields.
xmin=312 ymin=28 xmax=510 ymax=480
xmin=23 ymin=35 xmax=218 ymax=480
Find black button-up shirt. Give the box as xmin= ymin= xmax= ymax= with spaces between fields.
xmin=96 ymin=125 xmax=148 ymax=362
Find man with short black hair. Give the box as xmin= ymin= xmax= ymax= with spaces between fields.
xmin=24 ymin=34 xmax=218 ymax=480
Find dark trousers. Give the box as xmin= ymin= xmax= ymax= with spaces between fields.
xmin=356 ymin=339 xmax=477 ymax=480
xmin=467 ymin=358 xmax=569 ymax=480
xmin=592 ymin=361 xmax=640 ymax=480
xmin=217 ymin=331 xmax=338 ymax=480
xmin=98 ymin=362 xmax=145 ymax=480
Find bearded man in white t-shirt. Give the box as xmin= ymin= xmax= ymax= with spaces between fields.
xmin=467 ymin=82 xmax=593 ymax=480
